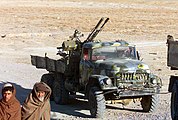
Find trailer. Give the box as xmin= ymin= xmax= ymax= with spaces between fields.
xmin=167 ymin=35 xmax=178 ymax=120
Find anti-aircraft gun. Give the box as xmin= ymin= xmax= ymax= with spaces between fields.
xmin=31 ymin=17 xmax=162 ymax=118
xmin=85 ymin=17 xmax=109 ymax=43
xmin=59 ymin=17 xmax=109 ymax=54
xmin=54 ymin=17 xmax=109 ymax=93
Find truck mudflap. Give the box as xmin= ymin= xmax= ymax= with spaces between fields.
xmin=31 ymin=55 xmax=66 ymax=73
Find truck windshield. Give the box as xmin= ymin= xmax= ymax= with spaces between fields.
xmin=92 ymin=46 xmax=137 ymax=60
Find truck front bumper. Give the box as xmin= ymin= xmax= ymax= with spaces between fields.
xmin=103 ymin=87 xmax=160 ymax=97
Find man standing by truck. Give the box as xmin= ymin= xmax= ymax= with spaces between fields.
xmin=21 ymin=82 xmax=51 ymax=120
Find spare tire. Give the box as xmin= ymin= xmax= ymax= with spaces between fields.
xmin=52 ymin=73 xmax=69 ymax=104
xmin=41 ymin=73 xmax=54 ymax=100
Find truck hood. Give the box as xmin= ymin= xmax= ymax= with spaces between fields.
xmin=94 ymin=58 xmax=150 ymax=73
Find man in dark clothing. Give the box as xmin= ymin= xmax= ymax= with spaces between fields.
xmin=0 ymin=83 xmax=21 ymax=120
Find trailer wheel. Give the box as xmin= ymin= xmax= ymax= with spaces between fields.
xmin=53 ymin=73 xmax=69 ymax=104
xmin=141 ymin=94 xmax=159 ymax=112
xmin=171 ymin=84 xmax=178 ymax=120
xmin=41 ymin=73 xmax=54 ymax=100
xmin=88 ymin=87 xmax=105 ymax=118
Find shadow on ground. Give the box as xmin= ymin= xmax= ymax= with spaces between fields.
xmin=106 ymin=105 xmax=143 ymax=112
xmin=50 ymin=97 xmax=92 ymax=119
xmin=50 ymin=95 xmax=144 ymax=119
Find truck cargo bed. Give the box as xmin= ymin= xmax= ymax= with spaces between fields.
xmin=31 ymin=55 xmax=66 ymax=73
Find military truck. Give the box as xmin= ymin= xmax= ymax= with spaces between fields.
xmin=31 ymin=17 xmax=162 ymax=118
xmin=167 ymin=35 xmax=178 ymax=120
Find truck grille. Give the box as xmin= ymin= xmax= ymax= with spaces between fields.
xmin=114 ymin=72 xmax=150 ymax=87
xmin=116 ymin=72 xmax=149 ymax=81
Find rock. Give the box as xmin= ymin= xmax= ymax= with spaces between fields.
xmin=1 ymin=34 xmax=6 ymax=38
xmin=149 ymin=52 xmax=157 ymax=55
xmin=157 ymin=69 xmax=162 ymax=71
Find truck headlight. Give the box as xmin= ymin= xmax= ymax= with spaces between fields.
xmin=103 ymin=77 xmax=112 ymax=85
xmin=150 ymin=75 xmax=162 ymax=86
xmin=151 ymin=78 xmax=157 ymax=84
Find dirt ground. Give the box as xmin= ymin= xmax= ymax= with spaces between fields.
xmin=0 ymin=0 xmax=178 ymax=119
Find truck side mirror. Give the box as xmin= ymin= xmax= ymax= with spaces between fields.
xmin=137 ymin=51 xmax=140 ymax=60
xmin=137 ymin=51 xmax=143 ymax=61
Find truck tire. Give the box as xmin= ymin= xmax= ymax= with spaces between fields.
xmin=41 ymin=73 xmax=54 ymax=100
xmin=53 ymin=73 xmax=69 ymax=104
xmin=141 ymin=94 xmax=159 ymax=112
xmin=88 ymin=87 xmax=105 ymax=118
xmin=171 ymin=83 xmax=178 ymax=120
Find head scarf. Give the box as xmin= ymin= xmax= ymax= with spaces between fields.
xmin=21 ymin=82 xmax=51 ymax=120
xmin=0 ymin=83 xmax=21 ymax=120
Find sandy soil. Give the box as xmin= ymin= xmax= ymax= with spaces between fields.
xmin=0 ymin=0 xmax=178 ymax=119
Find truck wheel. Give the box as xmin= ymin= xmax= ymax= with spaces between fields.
xmin=53 ymin=73 xmax=69 ymax=104
xmin=141 ymin=94 xmax=159 ymax=112
xmin=88 ymin=87 xmax=106 ymax=118
xmin=171 ymin=84 xmax=178 ymax=120
xmin=41 ymin=73 xmax=54 ymax=100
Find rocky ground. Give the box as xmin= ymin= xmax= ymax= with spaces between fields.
xmin=0 ymin=0 xmax=178 ymax=119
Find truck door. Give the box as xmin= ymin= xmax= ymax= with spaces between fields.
xmin=80 ymin=48 xmax=94 ymax=86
